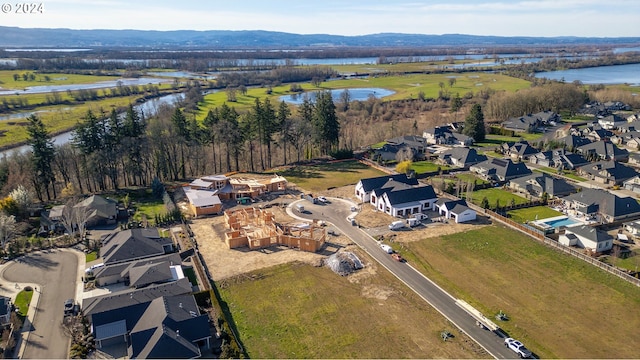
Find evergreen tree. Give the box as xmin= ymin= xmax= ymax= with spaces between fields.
xmin=463 ymin=103 xmax=486 ymax=142
xmin=26 ymin=114 xmax=56 ymax=201
xmin=312 ymin=91 xmax=340 ymax=155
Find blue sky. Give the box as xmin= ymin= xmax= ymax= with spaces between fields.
xmin=2 ymin=0 xmax=638 ymax=37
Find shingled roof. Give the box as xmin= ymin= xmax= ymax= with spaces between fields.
xmin=101 ymin=228 xmax=173 ymax=265
xmin=358 ymin=174 xmax=418 ymax=192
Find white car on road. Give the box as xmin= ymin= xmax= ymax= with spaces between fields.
xmin=504 ymin=337 xmax=532 ymax=358
xmin=317 ymin=196 xmax=328 ymax=203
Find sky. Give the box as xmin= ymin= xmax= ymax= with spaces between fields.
xmin=1 ymin=0 xmax=639 ymax=38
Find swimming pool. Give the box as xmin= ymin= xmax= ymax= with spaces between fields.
xmin=542 ymin=217 xmax=579 ymax=228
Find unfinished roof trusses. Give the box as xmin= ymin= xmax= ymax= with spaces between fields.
xmin=223 ymin=207 xmax=325 ymax=252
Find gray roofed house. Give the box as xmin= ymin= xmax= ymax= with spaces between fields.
xmin=432 ymin=198 xmax=476 ymax=223
xmin=422 ymin=126 xmax=473 ymax=146
xmin=82 ymin=277 xmax=193 ymax=316
xmin=438 ymin=147 xmax=488 ymax=169
xmin=598 ymin=114 xmax=628 ymax=130
xmin=577 ymin=160 xmax=638 ymax=185
xmin=373 ymin=185 xmax=438 ymax=218
xmin=386 ymin=135 xmax=428 ymax=153
xmin=617 ymin=120 xmax=640 ymax=133
xmin=559 ymin=225 xmax=613 ymax=253
xmin=372 ymin=143 xmax=423 ymax=163
xmin=501 ymin=111 xmax=559 ymax=132
xmin=529 ymin=149 xmax=588 ymax=170
xmin=93 ymin=253 xmax=183 ymax=287
xmin=576 ymin=140 xmax=628 ymax=162
xmin=355 ymin=173 xmax=419 ymax=203
xmin=0 ymin=296 xmax=11 ymax=325
xmin=554 ymin=134 xmax=592 ymax=150
xmin=508 ymin=173 xmax=576 ymax=199
xmin=623 ymin=175 xmax=640 ymax=194
xmin=469 ymin=158 xmax=532 ymax=182
xmin=101 ymin=228 xmax=174 ymax=265
xmin=507 ymin=141 xmax=539 ymax=162
xmin=587 ymin=128 xmax=615 ymax=142
xmin=562 ymin=188 xmax=640 ymax=223
xmin=75 ymin=195 xmax=118 ymax=227
xmin=128 ymin=262 xmax=174 ymax=288
xmin=90 ymin=294 xmax=211 ymax=358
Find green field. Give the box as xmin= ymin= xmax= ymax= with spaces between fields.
xmin=85 ymin=251 xmax=98 ymax=263
xmin=218 ymin=262 xmax=487 ymax=359
xmin=196 ymin=72 xmax=531 ymax=118
xmin=467 ymin=187 xmax=529 ymax=208
xmin=410 ymin=161 xmax=449 ymax=174
xmin=0 ymin=70 xmax=121 ymax=90
xmin=405 ymin=225 xmax=640 ymax=358
xmin=534 ymin=167 xmax=587 ymax=182
xmin=278 ymin=160 xmax=386 ymax=192
xmin=507 ymin=206 xmax=563 ymax=223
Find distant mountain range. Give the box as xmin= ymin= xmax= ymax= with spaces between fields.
xmin=2 ymin=26 xmax=639 ymax=49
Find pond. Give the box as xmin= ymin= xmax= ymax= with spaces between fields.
xmin=279 ymin=88 xmax=395 ymax=105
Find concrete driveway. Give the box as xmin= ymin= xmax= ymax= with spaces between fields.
xmin=0 ymin=249 xmax=83 ymax=359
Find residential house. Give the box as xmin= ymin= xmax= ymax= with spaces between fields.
xmin=0 ymin=296 xmax=11 ymax=326
xmin=617 ymin=120 xmax=640 ymax=133
xmin=529 ymin=149 xmax=588 ymax=170
xmin=623 ymin=176 xmax=640 ymax=194
xmin=623 ymin=219 xmax=640 ymax=236
xmin=432 ymin=199 xmax=476 ymax=223
xmin=558 ymin=225 xmax=613 ymax=253
xmin=586 ymin=128 xmax=614 ymax=142
xmin=597 ymin=114 xmax=628 ymax=130
xmin=508 ymin=173 xmax=576 ymax=199
xmin=554 ymin=135 xmax=591 ymax=151
xmin=501 ymin=111 xmax=559 ymax=132
xmin=469 ymin=158 xmax=532 ymax=182
xmin=386 ymin=135 xmax=428 ymax=153
xmin=90 ymin=294 xmax=211 ymax=358
xmin=182 ymin=187 xmax=222 ymax=217
xmin=40 ymin=204 xmax=66 ymax=233
xmin=372 ymin=184 xmax=438 ymax=217
xmin=354 ymin=174 xmax=418 ymax=203
xmin=422 ymin=126 xmax=473 ymax=146
xmin=576 ymin=140 xmax=629 ymax=162
xmin=100 ymin=228 xmax=175 ymax=266
xmin=628 ymin=153 xmax=640 ymax=168
xmin=40 ymin=195 xmax=118 ymax=233
xmin=576 ymin=160 xmax=638 ymax=185
xmin=562 ymin=188 xmax=640 ymax=223
xmin=188 ymin=175 xmax=228 ymax=191
xmin=437 ymin=147 xmax=487 ymax=169
xmin=92 ymin=253 xmax=184 ymax=287
xmin=506 ymin=141 xmax=539 ymax=162
xmin=372 ymin=143 xmax=422 ymax=163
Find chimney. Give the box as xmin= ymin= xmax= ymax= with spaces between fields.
xmin=176 ymin=330 xmax=180 ymax=337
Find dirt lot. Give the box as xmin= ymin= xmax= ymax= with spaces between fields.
xmin=190 ymin=183 xmax=488 ymax=281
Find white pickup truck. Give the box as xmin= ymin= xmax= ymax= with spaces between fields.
xmin=504 ymin=338 xmax=532 ymax=358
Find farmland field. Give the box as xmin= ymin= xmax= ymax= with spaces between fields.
xmin=404 ymin=225 xmax=640 ymax=359
xmin=217 ymin=262 xmax=487 ymax=359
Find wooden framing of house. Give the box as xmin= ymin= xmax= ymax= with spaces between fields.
xmin=223 ymin=207 xmax=325 ymax=252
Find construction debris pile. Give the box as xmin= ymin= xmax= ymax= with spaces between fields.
xmin=326 ymin=251 xmax=363 ymax=276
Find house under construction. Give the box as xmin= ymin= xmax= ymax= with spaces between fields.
xmin=223 ymin=207 xmax=325 ymax=253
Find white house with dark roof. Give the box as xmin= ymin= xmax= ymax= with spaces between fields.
xmin=559 ymin=225 xmax=613 ymax=253
xmin=373 ymin=185 xmax=438 ymax=217
xmin=562 ymin=188 xmax=640 ymax=223
xmin=438 ymin=147 xmax=487 ymax=169
xmin=354 ymin=173 xmax=418 ymax=203
xmin=422 ymin=126 xmax=473 ymax=146
xmin=433 ymin=199 xmax=476 ymax=223
xmin=469 ymin=158 xmax=532 ymax=183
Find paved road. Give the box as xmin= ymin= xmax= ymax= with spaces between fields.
xmin=292 ymin=198 xmax=520 ymax=359
xmin=1 ymin=250 xmax=78 ymax=359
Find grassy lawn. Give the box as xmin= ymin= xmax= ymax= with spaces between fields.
xmin=14 ymin=288 xmax=34 ymax=316
xmin=218 ymin=262 xmax=487 ymax=359
xmin=405 ymin=225 xmax=640 ymax=359
xmin=455 ymin=173 xmax=489 ymax=185
xmin=132 ymin=200 xmax=167 ymax=222
xmin=0 ymin=70 xmax=121 ymax=90
xmin=603 ymin=251 xmax=640 ymax=272
xmin=507 ymin=206 xmax=563 ymax=223
xmin=534 ymin=167 xmax=587 ymax=182
xmin=85 ymin=251 xmax=98 ymax=263
xmin=410 ymin=161 xmax=449 ymax=174
xmin=278 ymin=160 xmax=386 ymax=192
xmin=467 ymin=188 xmax=529 ymax=208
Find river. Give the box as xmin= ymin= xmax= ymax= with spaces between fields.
xmin=0 ymin=92 xmax=185 ymax=157
xmin=535 ymin=63 xmax=640 ymax=86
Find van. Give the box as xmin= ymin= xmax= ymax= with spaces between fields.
xmin=407 ymin=218 xmax=420 ymax=227
xmin=296 ymin=204 xmax=305 ymax=212
xmin=388 ymin=220 xmax=405 ymax=230
xmin=380 ymin=244 xmax=393 ymax=254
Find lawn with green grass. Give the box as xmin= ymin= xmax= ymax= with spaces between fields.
xmin=278 ymin=160 xmax=386 ymax=192
xmin=218 ymin=262 xmax=487 ymax=359
xmin=14 ymin=288 xmax=33 ymax=316
xmin=85 ymin=251 xmax=98 ymax=263
xmin=468 ymin=188 xmax=529 ymax=208
xmin=534 ymin=167 xmax=587 ymax=182
xmin=507 ymin=206 xmax=563 ymax=223
xmin=405 ymin=224 xmax=640 ymax=359
xmin=0 ymin=70 xmax=121 ymax=90
xmin=410 ymin=161 xmax=449 ymax=174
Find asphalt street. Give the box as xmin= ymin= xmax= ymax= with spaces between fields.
xmin=291 ymin=198 xmax=522 ymax=359
xmin=1 ymin=250 xmax=79 ymax=359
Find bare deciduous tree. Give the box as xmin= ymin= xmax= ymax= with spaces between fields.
xmin=0 ymin=213 xmax=16 ymax=252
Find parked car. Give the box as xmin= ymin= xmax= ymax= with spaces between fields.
xmin=317 ymin=196 xmax=328 ymax=204
xmin=504 ymin=338 xmax=532 ymax=358
xmin=391 ymin=253 xmax=404 ymax=262
xmin=64 ymin=299 xmax=74 ymax=315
